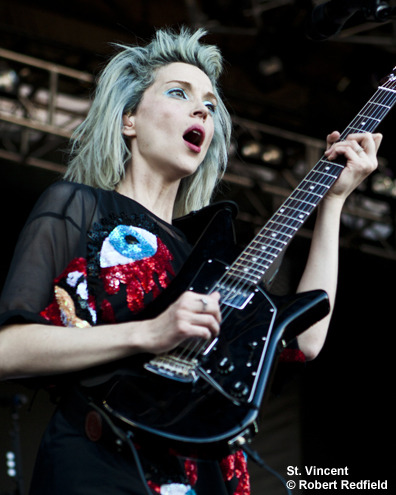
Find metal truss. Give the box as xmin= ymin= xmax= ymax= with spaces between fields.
xmin=1 ymin=46 xmax=395 ymax=260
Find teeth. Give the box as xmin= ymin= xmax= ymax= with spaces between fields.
xmin=184 ymin=129 xmax=202 ymax=146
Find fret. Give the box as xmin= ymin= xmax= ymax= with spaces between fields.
xmin=226 ymin=263 xmax=271 ymax=280
xmin=267 ymin=218 xmax=299 ymax=231
xmin=226 ymin=263 xmax=266 ymax=279
xmin=294 ymin=187 xmax=325 ymax=201
xmin=317 ymin=161 xmax=344 ymax=172
xmin=356 ymin=113 xmax=381 ymax=123
xmin=259 ymin=231 xmax=292 ymax=245
xmin=349 ymin=123 xmax=378 ymax=133
xmin=298 ymin=182 xmax=330 ymax=197
xmin=366 ymin=100 xmax=390 ymax=109
xmin=274 ymin=212 xmax=305 ymax=224
xmin=282 ymin=199 xmax=313 ymax=215
xmin=278 ymin=205 xmax=310 ymax=220
xmin=360 ymin=105 xmax=391 ymax=121
xmin=291 ymin=193 xmax=322 ymax=207
xmin=232 ymin=264 xmax=267 ymax=277
xmin=238 ymin=251 xmax=277 ymax=264
xmin=349 ymin=116 xmax=381 ymax=132
xmin=311 ymin=163 xmax=341 ymax=178
xmin=377 ymin=86 xmax=396 ymax=94
xmin=248 ymin=242 xmax=282 ymax=255
xmin=271 ymin=215 xmax=304 ymax=229
xmin=220 ymin=272 xmax=259 ymax=286
xmin=287 ymin=195 xmax=318 ymax=208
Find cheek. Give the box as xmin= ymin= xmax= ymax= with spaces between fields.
xmin=205 ymin=124 xmax=215 ymax=150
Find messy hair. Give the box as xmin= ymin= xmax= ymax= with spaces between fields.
xmin=64 ymin=27 xmax=231 ymax=217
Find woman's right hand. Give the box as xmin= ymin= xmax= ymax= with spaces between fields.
xmin=139 ymin=291 xmax=222 ymax=354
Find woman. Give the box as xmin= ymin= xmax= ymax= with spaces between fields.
xmin=0 ymin=27 xmax=381 ymax=494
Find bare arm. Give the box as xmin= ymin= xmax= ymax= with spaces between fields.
xmin=296 ymin=131 xmax=382 ymax=360
xmin=0 ymin=291 xmax=221 ymax=380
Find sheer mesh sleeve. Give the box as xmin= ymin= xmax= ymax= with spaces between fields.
xmin=0 ymin=181 xmax=97 ymax=326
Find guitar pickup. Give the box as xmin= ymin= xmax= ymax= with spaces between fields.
xmin=218 ymin=284 xmax=255 ymax=310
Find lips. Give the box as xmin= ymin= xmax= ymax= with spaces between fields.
xmin=183 ymin=125 xmax=205 ymax=153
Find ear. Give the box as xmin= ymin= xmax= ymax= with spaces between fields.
xmin=122 ymin=114 xmax=136 ymax=137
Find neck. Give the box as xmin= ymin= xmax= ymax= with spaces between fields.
xmin=117 ymin=167 xmax=180 ymax=224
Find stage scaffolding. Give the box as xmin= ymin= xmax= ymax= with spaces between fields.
xmin=0 ymin=46 xmax=395 ymax=260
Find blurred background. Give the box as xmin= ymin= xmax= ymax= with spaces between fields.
xmin=0 ymin=1 xmax=395 ymax=493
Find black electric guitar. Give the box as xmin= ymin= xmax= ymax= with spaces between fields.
xmin=92 ymin=69 xmax=396 ymax=457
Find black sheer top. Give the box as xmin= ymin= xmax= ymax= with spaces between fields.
xmin=0 ymin=181 xmax=192 ymax=329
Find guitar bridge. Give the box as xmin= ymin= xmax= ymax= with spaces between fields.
xmin=144 ymin=354 xmax=199 ymax=383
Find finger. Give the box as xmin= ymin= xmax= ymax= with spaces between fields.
xmin=373 ymin=132 xmax=383 ymax=152
xmin=195 ymin=292 xmax=222 ymax=322
xmin=346 ymin=131 xmax=379 ymax=148
xmin=191 ymin=314 xmax=221 ymax=337
xmin=326 ymin=130 xmax=341 ymax=150
xmin=325 ymin=133 xmax=373 ymax=161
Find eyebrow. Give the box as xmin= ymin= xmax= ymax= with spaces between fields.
xmin=166 ymin=79 xmax=217 ymax=104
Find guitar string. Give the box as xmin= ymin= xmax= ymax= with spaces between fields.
xmin=168 ymin=76 xmax=396 ymax=366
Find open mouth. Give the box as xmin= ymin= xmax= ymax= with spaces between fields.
xmin=183 ymin=126 xmax=205 ymax=151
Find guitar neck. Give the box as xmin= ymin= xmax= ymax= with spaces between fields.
xmin=225 ymin=71 xmax=396 ymax=286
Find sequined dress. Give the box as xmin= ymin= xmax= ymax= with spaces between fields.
xmin=0 ymin=181 xmax=250 ymax=495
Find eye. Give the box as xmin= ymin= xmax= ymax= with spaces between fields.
xmin=204 ymin=101 xmax=216 ymax=115
xmin=165 ymin=87 xmax=188 ymax=100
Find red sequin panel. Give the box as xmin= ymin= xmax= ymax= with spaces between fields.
xmin=184 ymin=459 xmax=198 ymax=486
xmin=100 ymin=299 xmax=116 ymax=323
xmin=220 ymin=451 xmax=251 ymax=495
xmin=147 ymin=480 xmax=161 ymax=493
xmin=100 ymin=237 xmax=175 ymax=313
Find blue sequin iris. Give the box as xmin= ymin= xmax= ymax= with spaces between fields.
xmin=108 ymin=225 xmax=157 ymax=260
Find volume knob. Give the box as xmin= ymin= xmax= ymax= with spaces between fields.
xmin=217 ymin=357 xmax=235 ymax=374
xmin=231 ymin=381 xmax=249 ymax=398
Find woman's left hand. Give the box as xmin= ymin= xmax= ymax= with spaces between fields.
xmin=323 ymin=131 xmax=382 ymax=202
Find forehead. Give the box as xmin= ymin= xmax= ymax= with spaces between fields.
xmin=153 ymin=62 xmax=214 ymax=92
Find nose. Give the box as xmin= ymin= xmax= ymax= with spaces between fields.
xmin=192 ymin=102 xmax=209 ymax=121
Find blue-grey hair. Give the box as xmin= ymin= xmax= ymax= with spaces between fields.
xmin=64 ymin=27 xmax=232 ymax=217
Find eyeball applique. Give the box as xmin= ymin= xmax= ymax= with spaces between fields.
xmin=99 ymin=224 xmax=174 ymax=314
xmin=100 ymin=225 xmax=158 ymax=268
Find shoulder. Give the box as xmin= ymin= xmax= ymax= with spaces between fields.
xmin=27 ymin=181 xmax=100 ymax=222
xmin=38 ymin=180 xmax=98 ymax=208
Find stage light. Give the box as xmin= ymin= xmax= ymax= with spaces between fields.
xmin=240 ymin=140 xmax=284 ymax=167
xmin=6 ymin=451 xmax=16 ymax=478
xmin=261 ymin=144 xmax=283 ymax=166
xmin=0 ymin=66 xmax=19 ymax=96
xmin=372 ymin=173 xmax=396 ymax=197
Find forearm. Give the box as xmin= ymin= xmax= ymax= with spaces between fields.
xmin=296 ymin=196 xmax=344 ymax=359
xmin=296 ymin=131 xmax=381 ymax=359
xmin=0 ymin=291 xmax=221 ymax=380
xmin=0 ymin=321 xmax=144 ymax=380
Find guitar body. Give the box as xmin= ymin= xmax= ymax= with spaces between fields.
xmin=92 ymin=205 xmax=329 ymax=457
xmin=102 ymin=283 xmax=328 ymax=457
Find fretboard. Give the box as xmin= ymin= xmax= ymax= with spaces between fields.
xmin=225 ymin=70 xmax=396 ymax=287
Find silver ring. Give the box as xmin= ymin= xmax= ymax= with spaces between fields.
xmin=200 ymin=297 xmax=208 ymax=311
xmin=356 ymin=145 xmax=365 ymax=154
